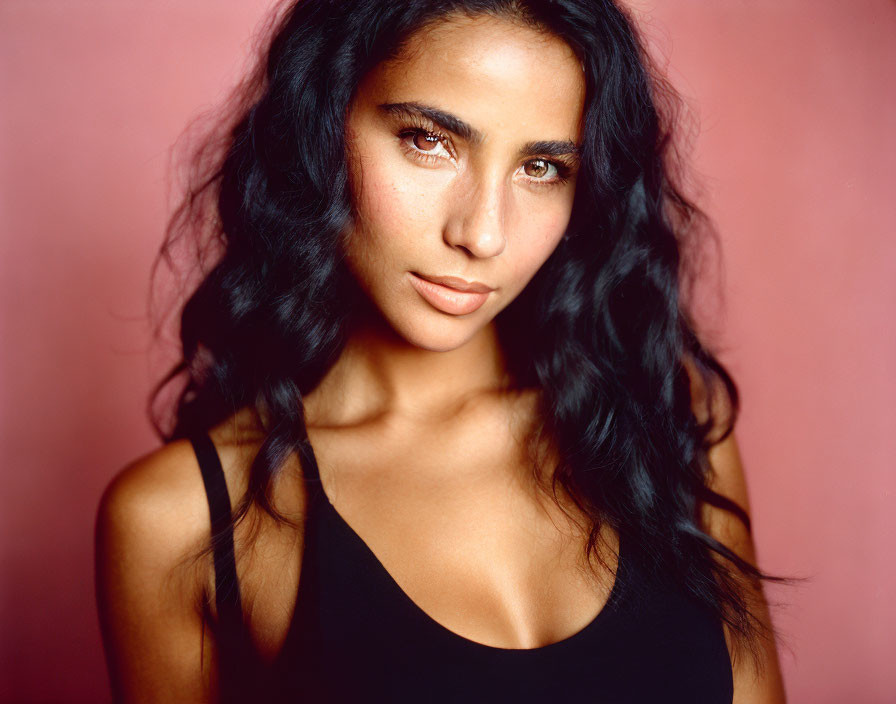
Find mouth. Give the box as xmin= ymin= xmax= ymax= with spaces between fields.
xmin=409 ymin=272 xmax=493 ymax=316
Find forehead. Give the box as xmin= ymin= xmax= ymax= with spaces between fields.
xmin=356 ymin=13 xmax=586 ymax=142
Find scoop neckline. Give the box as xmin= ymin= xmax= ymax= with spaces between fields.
xmin=312 ymin=480 xmax=626 ymax=656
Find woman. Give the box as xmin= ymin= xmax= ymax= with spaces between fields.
xmin=95 ymin=0 xmax=788 ymax=701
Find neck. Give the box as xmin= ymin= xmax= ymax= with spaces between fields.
xmin=304 ymin=316 xmax=512 ymax=427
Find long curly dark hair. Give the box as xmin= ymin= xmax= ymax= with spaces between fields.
xmin=149 ymin=0 xmax=789 ymax=671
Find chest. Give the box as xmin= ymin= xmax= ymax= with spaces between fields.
xmin=319 ymin=420 xmax=619 ymax=642
xmin=227 ymin=415 xmax=619 ymax=660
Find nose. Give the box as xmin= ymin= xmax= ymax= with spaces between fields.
xmin=443 ymin=171 xmax=507 ymax=259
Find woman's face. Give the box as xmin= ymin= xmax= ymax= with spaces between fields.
xmin=343 ymin=14 xmax=585 ymax=352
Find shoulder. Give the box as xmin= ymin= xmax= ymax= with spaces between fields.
xmin=100 ymin=437 xmax=202 ymax=507
xmin=680 ymin=352 xmax=752 ymax=556
xmin=95 ymin=411 xmax=258 ymax=583
xmin=96 ymin=414 xmax=312 ymax=668
xmin=681 ymin=354 xmax=788 ymax=702
xmin=97 ymin=438 xmax=208 ymax=549
xmin=94 ymin=438 xmax=222 ymax=701
xmin=95 ymin=438 xmax=216 ymax=606
xmin=681 ymin=351 xmax=734 ymax=437
xmin=95 ymin=411 xmax=277 ymax=578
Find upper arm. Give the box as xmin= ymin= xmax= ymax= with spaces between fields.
xmin=683 ymin=355 xmax=787 ymax=703
xmin=94 ymin=440 xmax=219 ymax=703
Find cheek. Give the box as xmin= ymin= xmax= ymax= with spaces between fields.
xmin=348 ymin=149 xmax=444 ymax=265
xmin=505 ymin=201 xmax=571 ymax=283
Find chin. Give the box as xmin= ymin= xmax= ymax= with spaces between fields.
xmin=391 ymin=313 xmax=485 ymax=353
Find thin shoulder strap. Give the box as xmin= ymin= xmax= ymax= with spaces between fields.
xmin=189 ymin=433 xmax=273 ymax=700
xmin=296 ymin=418 xmax=323 ymax=486
xmin=189 ymin=432 xmax=245 ymax=636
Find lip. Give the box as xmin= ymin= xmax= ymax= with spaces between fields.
xmin=409 ymin=272 xmax=492 ymax=315
xmin=415 ymin=273 xmax=494 ymax=293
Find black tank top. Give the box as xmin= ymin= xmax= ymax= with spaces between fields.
xmin=190 ymin=431 xmax=734 ymax=703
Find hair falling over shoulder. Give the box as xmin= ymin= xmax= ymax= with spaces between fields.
xmin=147 ymin=0 xmax=794 ymax=671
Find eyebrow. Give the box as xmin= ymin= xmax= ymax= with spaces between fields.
xmin=378 ymin=101 xmax=580 ymax=160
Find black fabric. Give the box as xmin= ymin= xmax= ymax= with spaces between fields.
xmin=191 ymin=433 xmax=243 ymax=635
xmin=191 ymin=432 xmax=734 ymax=703
xmin=189 ymin=434 xmax=265 ymax=703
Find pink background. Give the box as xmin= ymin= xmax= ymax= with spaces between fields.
xmin=1 ymin=1 xmax=893 ymax=701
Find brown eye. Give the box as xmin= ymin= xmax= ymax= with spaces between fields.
xmin=412 ymin=131 xmax=441 ymax=151
xmin=524 ymin=159 xmax=551 ymax=178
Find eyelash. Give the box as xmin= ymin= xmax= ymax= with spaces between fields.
xmin=395 ymin=120 xmax=573 ymax=188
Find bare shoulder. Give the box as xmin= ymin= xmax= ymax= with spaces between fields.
xmin=681 ymin=354 xmax=787 ymax=703
xmin=94 ymin=420 xmax=265 ymax=569
xmin=97 ymin=406 xmax=291 ymax=539
xmin=95 ymin=437 xmax=220 ymax=702
xmin=97 ymin=437 xmax=212 ymax=552
xmin=95 ymin=408 xmax=299 ymax=593
xmin=680 ymin=352 xmax=750 ymax=532
xmin=94 ymin=409 xmax=286 ymax=702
